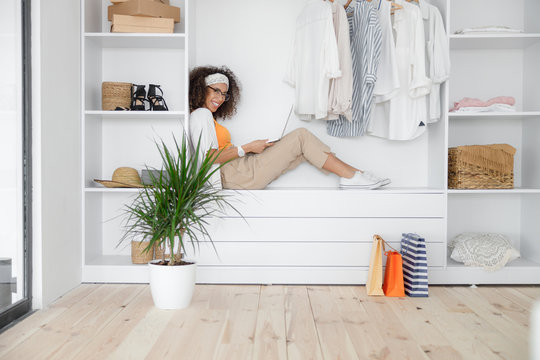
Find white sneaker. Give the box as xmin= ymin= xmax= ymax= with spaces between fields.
xmin=361 ymin=171 xmax=391 ymax=187
xmin=339 ymin=171 xmax=391 ymax=189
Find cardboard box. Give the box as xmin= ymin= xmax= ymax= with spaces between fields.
xmin=111 ymin=0 xmax=170 ymax=5
xmin=108 ymin=0 xmax=180 ymax=23
xmin=111 ymin=14 xmax=174 ymax=33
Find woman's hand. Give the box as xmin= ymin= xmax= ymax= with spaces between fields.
xmin=244 ymin=140 xmax=274 ymax=154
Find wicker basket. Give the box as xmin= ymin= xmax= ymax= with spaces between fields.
xmin=448 ymin=144 xmax=516 ymax=189
xmin=131 ymin=241 xmax=165 ymax=264
xmin=102 ymin=82 xmax=132 ymax=110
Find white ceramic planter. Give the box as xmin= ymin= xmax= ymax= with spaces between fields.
xmin=148 ymin=260 xmax=197 ymax=309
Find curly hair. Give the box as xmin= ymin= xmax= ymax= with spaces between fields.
xmin=189 ymin=65 xmax=241 ymax=120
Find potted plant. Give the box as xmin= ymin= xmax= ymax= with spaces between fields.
xmin=121 ymin=135 xmax=236 ymax=309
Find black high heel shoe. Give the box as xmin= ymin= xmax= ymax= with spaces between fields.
xmin=130 ymin=84 xmax=149 ymax=111
xmin=148 ymin=84 xmax=169 ymax=111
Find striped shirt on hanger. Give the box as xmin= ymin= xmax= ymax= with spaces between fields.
xmin=327 ymin=0 xmax=382 ymax=137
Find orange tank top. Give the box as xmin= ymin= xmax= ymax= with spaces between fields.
xmin=214 ymin=119 xmax=232 ymax=150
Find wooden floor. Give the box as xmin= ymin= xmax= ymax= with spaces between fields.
xmin=0 ymin=284 xmax=538 ymax=359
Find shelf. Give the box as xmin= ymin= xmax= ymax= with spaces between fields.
xmin=449 ymin=112 xmax=540 ymax=121
xmin=428 ymin=257 xmax=540 ymax=284
xmin=86 ymin=186 xmax=143 ymax=193
xmin=83 ymin=256 xmax=150 ymax=283
xmin=447 ymin=257 xmax=540 ymax=269
xmin=450 ymin=33 xmax=540 ymax=50
xmin=85 ymin=110 xmax=185 ymax=119
xmin=84 ymin=186 xmax=447 ymax=195
xmin=87 ymin=255 xmax=137 ymax=266
xmin=261 ymin=187 xmax=446 ymax=194
xmin=84 ymin=32 xmax=185 ymax=49
xmin=448 ymin=188 xmax=540 ymax=194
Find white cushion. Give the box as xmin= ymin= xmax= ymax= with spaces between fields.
xmin=448 ymin=233 xmax=520 ymax=271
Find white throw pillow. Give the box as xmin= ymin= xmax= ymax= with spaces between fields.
xmin=449 ymin=233 xmax=520 ymax=271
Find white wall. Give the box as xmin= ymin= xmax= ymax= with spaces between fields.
xmin=194 ymin=0 xmax=432 ymax=189
xmin=32 ymin=0 xmax=82 ymax=308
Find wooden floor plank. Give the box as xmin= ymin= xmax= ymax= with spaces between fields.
xmin=384 ymin=294 xmax=462 ymax=359
xmin=332 ymin=286 xmax=391 ymax=359
xmin=0 ymin=307 xmax=67 ymax=358
xmin=212 ymin=285 xmax=260 ymax=360
xmin=120 ymin=286 xmax=213 ymax=359
xmin=71 ymin=286 xmax=154 ymax=360
xmin=427 ymin=287 xmax=503 ymax=359
xmin=493 ymin=287 xmax=538 ymax=311
xmin=433 ymin=287 xmax=525 ymax=359
xmin=474 ymin=287 xmax=531 ymax=329
xmin=48 ymin=284 xmax=101 ymax=309
xmin=284 ymin=286 xmax=324 ymax=360
xmin=0 ymin=284 xmax=100 ymax=357
xmin=51 ymin=284 xmax=144 ymax=360
xmin=252 ymin=285 xmax=287 ymax=360
xmin=2 ymin=285 xmax=140 ymax=360
xmin=350 ymin=286 xmax=430 ymax=359
xmin=514 ymin=286 xmax=540 ymax=301
xmin=307 ymin=286 xmax=360 ymax=360
xmin=145 ymin=286 xmax=231 ymax=359
xmin=2 ymin=284 xmax=535 ymax=359
xmin=449 ymin=286 xmax=529 ymax=349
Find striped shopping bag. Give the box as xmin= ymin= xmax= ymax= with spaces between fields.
xmin=400 ymin=233 xmax=428 ymax=297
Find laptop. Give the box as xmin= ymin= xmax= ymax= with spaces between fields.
xmin=267 ymin=104 xmax=294 ymax=143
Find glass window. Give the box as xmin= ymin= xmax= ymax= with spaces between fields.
xmin=0 ymin=0 xmax=31 ymax=328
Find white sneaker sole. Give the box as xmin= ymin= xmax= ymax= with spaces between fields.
xmin=339 ymin=178 xmax=391 ymax=190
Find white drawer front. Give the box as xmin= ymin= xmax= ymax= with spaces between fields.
xmin=203 ymin=218 xmax=445 ymax=243
xmin=188 ymin=242 xmax=445 ymax=267
xmin=220 ymin=191 xmax=445 ymax=218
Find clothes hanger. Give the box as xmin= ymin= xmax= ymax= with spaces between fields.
xmin=345 ymin=0 xmax=402 ymax=16
xmin=366 ymin=0 xmax=403 ymax=11
xmin=390 ymin=0 xmax=403 ymax=13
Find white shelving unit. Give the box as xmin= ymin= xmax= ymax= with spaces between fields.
xmin=440 ymin=0 xmax=540 ymax=284
xmin=81 ymin=0 xmax=192 ymax=282
xmin=80 ymin=0 xmax=540 ymax=284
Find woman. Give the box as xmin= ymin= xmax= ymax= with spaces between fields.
xmin=189 ymin=65 xmax=390 ymax=190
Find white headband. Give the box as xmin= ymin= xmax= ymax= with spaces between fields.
xmin=204 ymin=73 xmax=229 ymax=88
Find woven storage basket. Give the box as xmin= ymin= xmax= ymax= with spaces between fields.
xmin=102 ymin=82 xmax=132 ymax=110
xmin=448 ymin=144 xmax=516 ymax=189
xmin=131 ymin=241 xmax=165 ymax=264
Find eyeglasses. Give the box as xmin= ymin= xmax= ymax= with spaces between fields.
xmin=207 ymin=86 xmax=230 ymax=101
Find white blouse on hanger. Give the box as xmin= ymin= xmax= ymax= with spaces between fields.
xmin=368 ymin=0 xmax=432 ymax=141
xmin=284 ymin=1 xmax=341 ymax=121
xmin=373 ymin=0 xmax=399 ymax=103
xmin=419 ymin=0 xmax=450 ymax=123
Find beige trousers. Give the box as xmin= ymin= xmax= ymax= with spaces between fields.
xmin=221 ymin=128 xmax=331 ymax=190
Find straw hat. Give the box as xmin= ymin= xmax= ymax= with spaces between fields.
xmin=94 ymin=167 xmax=144 ymax=188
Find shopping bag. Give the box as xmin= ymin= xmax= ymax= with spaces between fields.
xmin=401 ymin=233 xmax=429 ymax=297
xmin=366 ymin=235 xmax=385 ymax=296
xmin=382 ymin=249 xmax=406 ymax=297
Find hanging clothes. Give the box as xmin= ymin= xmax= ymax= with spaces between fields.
xmin=419 ymin=0 xmax=450 ymax=123
xmin=327 ymin=0 xmax=382 ymax=137
xmin=325 ymin=0 xmax=353 ymax=121
xmin=285 ymin=1 xmax=341 ymax=121
xmin=373 ymin=0 xmax=400 ymax=104
xmin=368 ymin=0 xmax=431 ymax=141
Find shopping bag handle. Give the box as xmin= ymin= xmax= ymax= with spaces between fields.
xmin=401 ymin=237 xmax=411 ymax=255
xmin=373 ymin=234 xmax=398 ymax=253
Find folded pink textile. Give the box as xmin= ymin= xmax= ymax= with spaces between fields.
xmin=450 ymin=96 xmax=515 ymax=112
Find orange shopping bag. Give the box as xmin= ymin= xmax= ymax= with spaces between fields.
xmin=382 ymin=241 xmax=406 ymax=297
xmin=366 ymin=235 xmax=385 ymax=296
